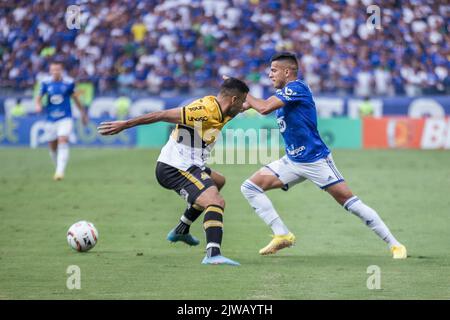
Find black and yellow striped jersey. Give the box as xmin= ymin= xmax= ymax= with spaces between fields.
xmin=171 ymin=95 xmax=231 ymax=147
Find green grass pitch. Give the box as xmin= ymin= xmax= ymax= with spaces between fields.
xmin=0 ymin=148 xmax=449 ymax=299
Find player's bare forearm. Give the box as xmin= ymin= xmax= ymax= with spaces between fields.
xmin=97 ymin=112 xmax=163 ymax=135
xmin=246 ymin=94 xmax=284 ymax=115
xmin=125 ymin=107 xmax=181 ymax=127
xmin=72 ymin=93 xmax=88 ymax=116
xmin=98 ymin=108 xmax=181 ymax=135
xmin=72 ymin=92 xmax=89 ymax=125
xmin=35 ymin=96 xmax=43 ymax=113
xmin=125 ymin=111 xmax=166 ymax=128
xmin=72 ymin=95 xmax=85 ymax=114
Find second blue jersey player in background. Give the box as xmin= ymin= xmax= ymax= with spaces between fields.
xmin=35 ymin=61 xmax=88 ymax=181
xmin=238 ymin=52 xmax=407 ymax=259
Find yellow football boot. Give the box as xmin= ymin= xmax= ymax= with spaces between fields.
xmin=53 ymin=174 xmax=64 ymax=181
xmin=390 ymin=244 xmax=407 ymax=259
xmin=259 ymin=232 xmax=296 ymax=255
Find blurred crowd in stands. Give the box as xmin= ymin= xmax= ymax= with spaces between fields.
xmin=1 ymin=0 xmax=449 ymax=97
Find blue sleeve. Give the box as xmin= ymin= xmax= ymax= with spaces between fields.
xmin=274 ymin=82 xmax=304 ymax=107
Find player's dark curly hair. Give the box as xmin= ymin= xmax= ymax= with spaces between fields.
xmin=219 ymin=77 xmax=249 ymax=96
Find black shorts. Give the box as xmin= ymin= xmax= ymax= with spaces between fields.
xmin=155 ymin=161 xmax=214 ymax=204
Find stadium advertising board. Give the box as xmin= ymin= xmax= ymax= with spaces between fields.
xmin=318 ymin=118 xmax=362 ymax=149
xmin=2 ymin=92 xmax=450 ymax=150
xmin=0 ymin=115 xmax=361 ymax=150
xmin=0 ymin=116 xmax=136 ymax=147
xmin=2 ymin=115 xmax=450 ymax=150
xmin=2 ymin=96 xmax=450 ymax=119
xmin=363 ymin=117 xmax=450 ymax=149
xmin=314 ymin=96 xmax=450 ymax=118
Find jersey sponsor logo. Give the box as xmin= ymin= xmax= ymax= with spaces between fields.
xmin=277 ymin=117 xmax=286 ymax=133
xmin=278 ymin=86 xmax=297 ymax=101
xmin=188 ymin=105 xmax=205 ymax=111
xmin=276 ymin=89 xmax=290 ymax=101
xmin=49 ymin=110 xmax=66 ymax=118
xmin=284 ymin=87 xmax=295 ymax=96
xmin=286 ymin=145 xmax=306 ymax=156
xmin=187 ymin=116 xmax=208 ymax=122
xmin=49 ymin=94 xmax=64 ymax=105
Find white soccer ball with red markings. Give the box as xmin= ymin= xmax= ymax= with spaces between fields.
xmin=67 ymin=221 xmax=98 ymax=252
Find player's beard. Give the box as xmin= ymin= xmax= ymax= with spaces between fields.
xmin=228 ymin=108 xmax=240 ymax=117
xmin=272 ymin=79 xmax=284 ymax=89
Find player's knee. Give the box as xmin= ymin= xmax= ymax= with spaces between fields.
xmin=196 ymin=187 xmax=225 ymax=209
xmin=240 ymin=181 xmax=249 ymax=196
xmin=339 ymin=193 xmax=355 ymax=207
xmin=58 ymin=137 xmax=69 ymax=145
xmin=202 ymin=192 xmax=225 ymax=209
xmin=49 ymin=141 xmax=58 ymax=151
xmin=241 ymin=181 xmax=249 ymax=196
xmin=327 ymin=184 xmax=354 ymax=206
xmin=216 ymin=196 xmax=225 ymax=209
xmin=207 ymin=196 xmax=225 ymax=210
xmin=241 ymin=179 xmax=263 ymax=198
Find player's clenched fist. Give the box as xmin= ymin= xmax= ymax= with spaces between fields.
xmin=97 ymin=121 xmax=127 ymax=135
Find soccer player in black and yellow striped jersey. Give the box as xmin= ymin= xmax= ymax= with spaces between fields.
xmin=98 ymin=78 xmax=249 ymax=266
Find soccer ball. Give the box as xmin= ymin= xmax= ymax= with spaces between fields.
xmin=67 ymin=221 xmax=98 ymax=252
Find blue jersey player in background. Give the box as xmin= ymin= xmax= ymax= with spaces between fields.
xmin=35 ymin=61 xmax=88 ymax=181
xmin=239 ymin=52 xmax=407 ymax=259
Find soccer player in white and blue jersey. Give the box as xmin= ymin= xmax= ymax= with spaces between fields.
xmin=35 ymin=61 xmax=88 ymax=180
xmin=240 ymin=52 xmax=407 ymax=259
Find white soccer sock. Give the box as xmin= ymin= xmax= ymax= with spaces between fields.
xmin=344 ymin=196 xmax=400 ymax=248
xmin=241 ymin=180 xmax=290 ymax=236
xmin=55 ymin=143 xmax=69 ymax=176
xmin=49 ymin=149 xmax=57 ymax=166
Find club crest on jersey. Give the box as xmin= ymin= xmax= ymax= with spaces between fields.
xmin=49 ymin=94 xmax=64 ymax=105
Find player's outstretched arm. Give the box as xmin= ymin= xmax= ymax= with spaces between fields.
xmin=221 ymin=75 xmax=283 ymax=115
xmin=97 ymin=107 xmax=182 ymax=135
xmin=245 ymin=94 xmax=284 ymax=115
